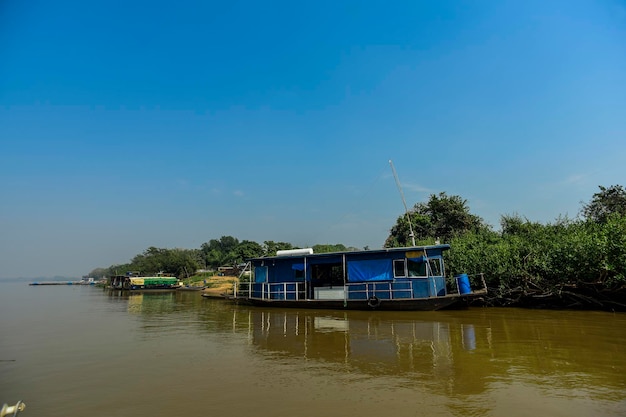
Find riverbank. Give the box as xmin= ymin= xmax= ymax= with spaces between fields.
xmin=197 ymin=275 xmax=237 ymax=297
xmin=473 ymin=281 xmax=626 ymax=312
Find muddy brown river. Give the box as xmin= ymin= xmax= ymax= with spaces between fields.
xmin=1 ymin=282 xmax=624 ymax=417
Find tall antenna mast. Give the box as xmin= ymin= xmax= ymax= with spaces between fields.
xmin=389 ymin=160 xmax=416 ymax=246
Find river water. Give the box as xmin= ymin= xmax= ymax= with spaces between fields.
xmin=1 ymin=281 xmax=625 ymax=417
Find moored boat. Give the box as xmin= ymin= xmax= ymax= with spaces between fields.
xmin=108 ymin=272 xmax=181 ymax=291
xmin=232 ymin=245 xmax=486 ymax=311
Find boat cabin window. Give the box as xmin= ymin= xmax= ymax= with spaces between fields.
xmin=294 ymin=268 xmax=304 ymax=279
xmin=393 ymin=259 xmax=406 ymax=278
xmin=428 ymin=258 xmax=443 ymax=276
xmin=311 ymin=263 xmax=344 ymax=286
xmin=395 ymin=257 xmax=443 ymax=278
xmin=407 ymin=258 xmax=427 ymax=277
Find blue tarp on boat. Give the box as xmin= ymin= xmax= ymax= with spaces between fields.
xmin=347 ymin=259 xmax=392 ymax=282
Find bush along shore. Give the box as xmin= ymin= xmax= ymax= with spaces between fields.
xmin=385 ymin=186 xmax=626 ymax=312
xmin=445 ymin=214 xmax=626 ymax=311
xmin=472 ymin=281 xmax=626 ymax=311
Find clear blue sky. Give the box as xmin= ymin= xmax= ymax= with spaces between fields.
xmin=1 ymin=0 xmax=625 ymax=278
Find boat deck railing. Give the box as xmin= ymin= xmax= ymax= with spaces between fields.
xmin=459 ymin=273 xmax=488 ymax=295
xmin=234 ymin=277 xmax=468 ymax=301
xmin=235 ymin=273 xmax=487 ymax=301
xmin=235 ymin=282 xmax=307 ymax=300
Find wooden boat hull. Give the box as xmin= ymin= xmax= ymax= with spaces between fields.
xmin=177 ymin=286 xmax=206 ymax=291
xmin=201 ymin=292 xmax=230 ymax=299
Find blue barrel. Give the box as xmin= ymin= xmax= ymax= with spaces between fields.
xmin=455 ymin=273 xmax=471 ymax=295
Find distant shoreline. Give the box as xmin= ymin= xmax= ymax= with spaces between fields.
xmin=0 ymin=276 xmax=80 ymax=283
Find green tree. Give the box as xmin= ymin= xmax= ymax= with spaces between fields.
xmin=234 ymin=240 xmax=264 ymax=263
xmin=599 ymin=213 xmax=626 ymax=283
xmin=88 ymin=267 xmax=109 ymax=279
xmin=131 ymin=247 xmax=165 ymax=272
xmin=126 ymin=247 xmax=200 ymax=278
xmin=201 ymin=236 xmax=241 ymax=269
xmin=385 ymin=192 xmax=487 ymax=247
xmin=262 ymin=241 xmax=294 ymax=257
xmin=581 ymin=185 xmax=626 ymax=223
xmin=164 ymin=248 xmax=201 ymax=279
xmin=312 ymin=243 xmax=348 ymax=253
xmin=105 ymin=263 xmax=133 ymax=277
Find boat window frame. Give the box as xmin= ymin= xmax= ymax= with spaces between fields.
xmin=428 ymin=258 xmax=443 ymax=277
xmin=407 ymin=258 xmax=428 ymax=278
xmin=393 ymin=259 xmax=407 ymax=278
xmin=394 ymin=257 xmax=442 ymax=278
xmin=294 ymin=268 xmax=305 ymax=280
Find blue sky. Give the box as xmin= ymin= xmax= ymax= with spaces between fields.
xmin=1 ymin=0 xmax=625 ymax=278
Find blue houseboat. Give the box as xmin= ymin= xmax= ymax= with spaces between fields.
xmin=234 ymin=245 xmax=486 ymax=310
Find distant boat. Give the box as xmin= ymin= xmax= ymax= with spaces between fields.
xmin=108 ymin=273 xmax=181 ymax=291
xmin=232 ymin=245 xmax=486 ymax=311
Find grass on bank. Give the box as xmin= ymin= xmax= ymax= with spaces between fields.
xmin=185 ymin=272 xmax=239 ymax=296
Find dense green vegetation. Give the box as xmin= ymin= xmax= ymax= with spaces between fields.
xmin=91 ymin=185 xmax=626 ymax=309
xmin=384 ymin=185 xmax=626 ymax=309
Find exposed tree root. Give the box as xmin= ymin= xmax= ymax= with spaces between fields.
xmin=470 ymin=282 xmax=626 ymax=312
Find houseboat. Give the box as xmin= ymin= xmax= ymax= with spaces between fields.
xmin=108 ymin=272 xmax=181 ymax=291
xmin=233 ymin=244 xmax=486 ymax=311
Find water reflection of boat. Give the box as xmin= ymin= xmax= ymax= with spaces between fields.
xmin=234 ymin=245 xmax=486 ymax=310
xmin=124 ymin=292 xmax=179 ymax=314
xmin=240 ymin=309 xmax=477 ymax=379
